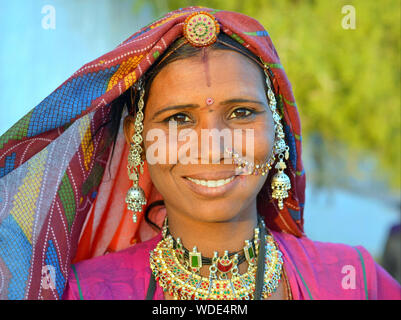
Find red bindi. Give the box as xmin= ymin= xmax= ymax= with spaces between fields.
xmin=206 ymin=98 xmax=214 ymax=105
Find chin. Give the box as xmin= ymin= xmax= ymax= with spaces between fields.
xmin=184 ymin=200 xmax=248 ymax=223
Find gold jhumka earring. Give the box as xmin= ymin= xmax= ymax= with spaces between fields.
xmin=125 ymin=80 xmax=147 ymax=223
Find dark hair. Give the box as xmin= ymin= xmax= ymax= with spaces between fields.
xmin=101 ymin=32 xmax=267 ymax=231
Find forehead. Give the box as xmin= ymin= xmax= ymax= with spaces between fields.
xmin=146 ymin=50 xmax=266 ymax=108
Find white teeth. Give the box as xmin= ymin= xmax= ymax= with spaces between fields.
xmin=186 ymin=176 xmax=235 ymax=187
xmin=205 ymin=180 xmax=215 ymax=187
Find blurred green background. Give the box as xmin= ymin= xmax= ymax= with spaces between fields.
xmin=0 ymin=0 xmax=399 ymax=280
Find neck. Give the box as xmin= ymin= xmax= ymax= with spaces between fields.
xmin=165 ymin=202 xmax=259 ymax=260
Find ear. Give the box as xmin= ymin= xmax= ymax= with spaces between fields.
xmin=123 ymin=115 xmax=136 ymax=145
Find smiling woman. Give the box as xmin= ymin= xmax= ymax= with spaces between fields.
xmin=132 ymin=38 xmax=274 ymax=224
xmin=0 ymin=7 xmax=399 ymax=301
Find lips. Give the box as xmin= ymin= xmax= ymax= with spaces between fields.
xmin=182 ymin=171 xmax=242 ymax=197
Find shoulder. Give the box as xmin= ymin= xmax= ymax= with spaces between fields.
xmin=272 ymin=230 xmax=368 ymax=266
xmin=272 ymin=231 xmax=401 ymax=300
xmin=62 ymin=235 xmax=160 ymax=300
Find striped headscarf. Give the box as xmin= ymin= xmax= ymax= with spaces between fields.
xmin=0 ymin=6 xmax=305 ymax=300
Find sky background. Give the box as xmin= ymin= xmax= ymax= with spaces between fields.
xmin=0 ymin=0 xmax=399 ymax=261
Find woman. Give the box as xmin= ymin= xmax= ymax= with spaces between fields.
xmin=0 ymin=7 xmax=399 ymax=300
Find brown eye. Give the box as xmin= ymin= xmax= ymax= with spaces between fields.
xmin=228 ymin=108 xmax=253 ymax=120
xmin=165 ymin=113 xmax=192 ymax=124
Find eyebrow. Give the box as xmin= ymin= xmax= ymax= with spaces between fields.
xmin=151 ymin=98 xmax=267 ymax=120
xmin=219 ymin=98 xmax=267 ymax=108
xmin=151 ymin=104 xmax=200 ymax=120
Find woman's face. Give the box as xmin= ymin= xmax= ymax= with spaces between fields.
xmin=126 ymin=49 xmax=275 ymax=223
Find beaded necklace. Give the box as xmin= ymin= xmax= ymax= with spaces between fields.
xmin=149 ymin=219 xmax=284 ymax=300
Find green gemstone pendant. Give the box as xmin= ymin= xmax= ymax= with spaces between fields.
xmin=189 ymin=246 xmax=202 ymax=272
xmin=244 ymin=240 xmax=256 ymax=264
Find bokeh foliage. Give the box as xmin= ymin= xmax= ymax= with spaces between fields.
xmin=136 ymin=0 xmax=401 ymax=191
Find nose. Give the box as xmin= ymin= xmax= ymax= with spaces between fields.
xmin=197 ymin=115 xmax=232 ymax=165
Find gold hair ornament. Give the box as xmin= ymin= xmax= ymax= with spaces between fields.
xmin=183 ymin=11 xmax=220 ymax=47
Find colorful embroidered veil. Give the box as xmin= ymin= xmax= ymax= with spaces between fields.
xmin=0 ymin=7 xmax=305 ymax=300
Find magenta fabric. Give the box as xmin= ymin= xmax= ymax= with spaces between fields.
xmin=62 ymin=231 xmax=401 ymax=300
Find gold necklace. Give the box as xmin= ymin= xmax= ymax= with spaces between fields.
xmin=149 ymin=227 xmax=284 ymax=300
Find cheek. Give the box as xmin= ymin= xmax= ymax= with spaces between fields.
xmin=258 ymin=125 xmax=275 ymax=158
xmin=142 ymin=126 xmax=174 ymax=193
xmin=239 ymin=123 xmax=275 ymax=162
xmin=146 ymin=162 xmax=176 ymax=202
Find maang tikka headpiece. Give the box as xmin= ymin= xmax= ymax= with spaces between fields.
xmin=125 ymin=80 xmax=147 ymax=223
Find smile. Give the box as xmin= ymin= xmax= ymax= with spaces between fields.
xmin=185 ymin=176 xmax=235 ymax=188
xmin=182 ymin=173 xmax=242 ymax=198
